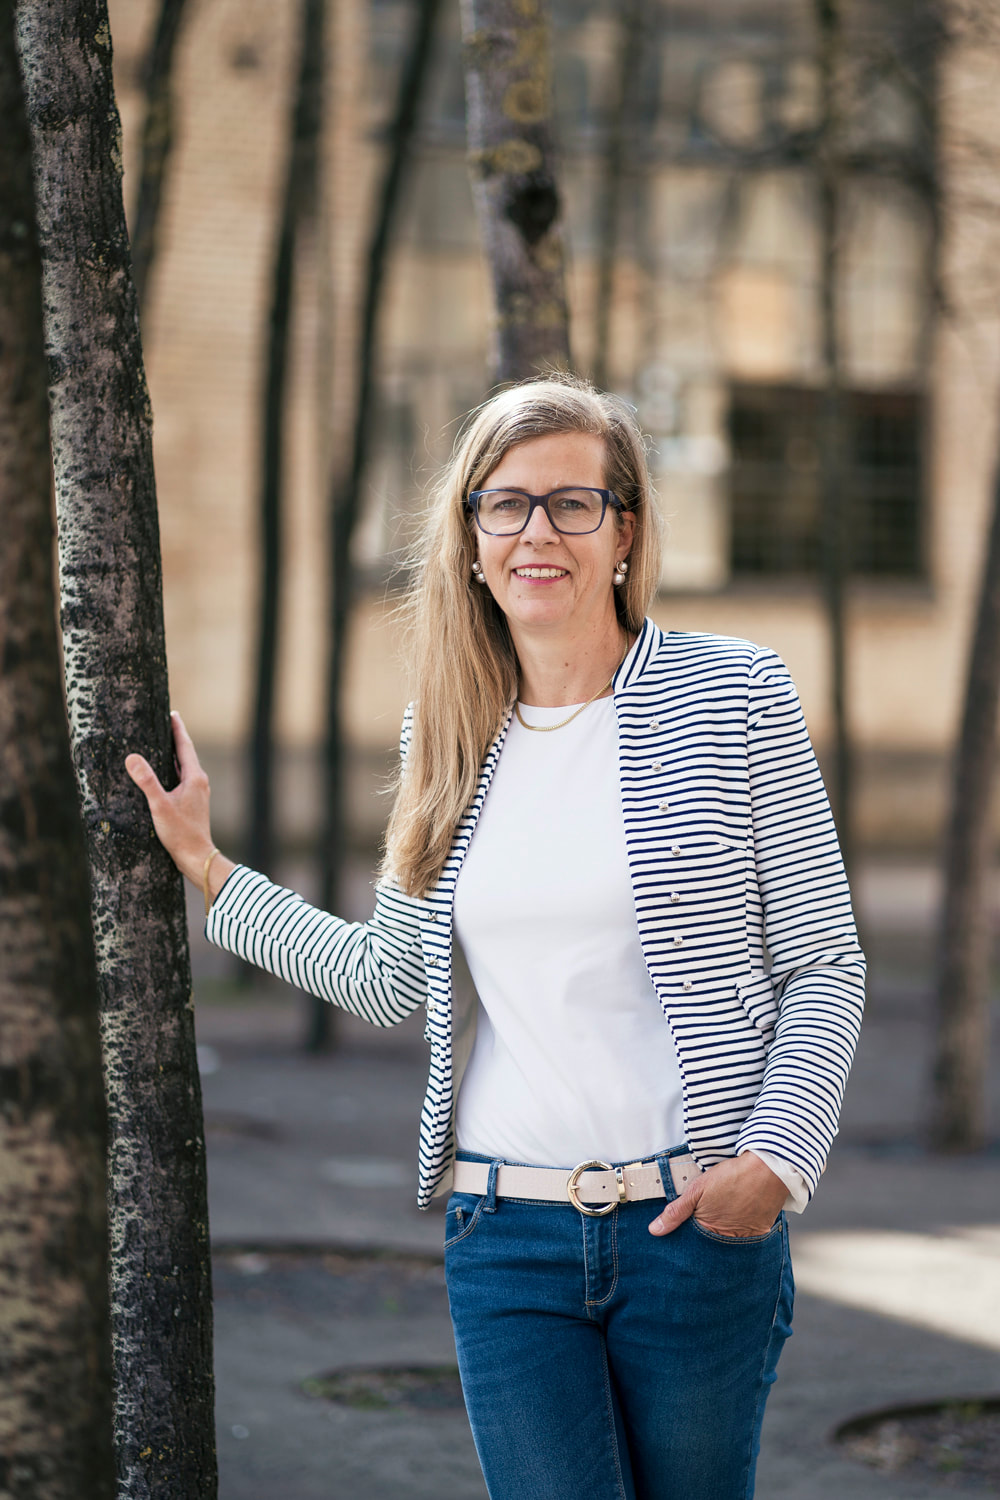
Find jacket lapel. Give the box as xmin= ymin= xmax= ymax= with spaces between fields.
xmin=421 ymin=704 xmax=514 ymax=955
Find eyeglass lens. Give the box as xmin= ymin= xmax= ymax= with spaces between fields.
xmin=476 ymin=489 xmax=607 ymax=534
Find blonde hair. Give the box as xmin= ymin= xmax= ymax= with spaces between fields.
xmin=382 ymin=374 xmax=664 ymax=897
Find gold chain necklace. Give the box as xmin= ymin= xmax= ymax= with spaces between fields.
xmin=514 ymin=638 xmax=629 ymax=734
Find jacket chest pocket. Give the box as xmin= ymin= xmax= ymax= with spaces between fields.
xmin=642 ymin=834 xmax=744 ymax=882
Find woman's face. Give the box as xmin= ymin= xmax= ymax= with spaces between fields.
xmin=471 ymin=431 xmax=634 ymax=642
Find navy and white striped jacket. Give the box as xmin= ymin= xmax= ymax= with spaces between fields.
xmin=207 ymin=618 xmax=865 ymax=1210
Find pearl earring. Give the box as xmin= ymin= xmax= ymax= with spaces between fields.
xmin=471 ymin=561 xmax=487 ymax=584
xmin=613 ymin=559 xmax=629 ymax=586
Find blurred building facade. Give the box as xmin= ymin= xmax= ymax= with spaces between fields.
xmin=109 ymin=0 xmax=1000 ymax=854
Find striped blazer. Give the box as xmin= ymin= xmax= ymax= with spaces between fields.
xmin=207 ymin=618 xmax=865 ymax=1210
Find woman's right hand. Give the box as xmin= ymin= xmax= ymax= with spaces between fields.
xmin=125 ymin=710 xmax=234 ymax=901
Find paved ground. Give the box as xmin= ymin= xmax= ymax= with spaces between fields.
xmin=190 ymin=857 xmax=1000 ymax=1499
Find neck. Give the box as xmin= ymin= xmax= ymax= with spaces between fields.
xmin=512 ymin=611 xmax=628 ymax=707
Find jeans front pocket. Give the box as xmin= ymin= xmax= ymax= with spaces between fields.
xmin=444 ymin=1192 xmax=487 ymax=1249
xmin=689 ymin=1211 xmax=784 ymax=1247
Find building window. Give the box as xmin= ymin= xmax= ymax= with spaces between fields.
xmin=728 ymin=383 xmax=923 ymax=577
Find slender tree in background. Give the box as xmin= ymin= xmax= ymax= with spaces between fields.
xmin=929 ymin=0 xmax=1000 ymax=1149
xmin=930 ymin=448 xmax=1000 ymax=1151
xmin=14 ymin=3 xmax=216 ymax=1494
xmin=248 ymin=0 xmax=325 ymax=887
xmin=814 ymin=0 xmax=854 ymax=879
xmin=592 ymin=0 xmax=642 ymax=392
xmin=460 ymin=0 xmax=571 ymax=382
xmin=0 ymin=8 xmax=114 ymax=1494
xmin=130 ymin=0 xmax=190 ymax=320
xmin=308 ymin=0 xmax=444 ymax=1051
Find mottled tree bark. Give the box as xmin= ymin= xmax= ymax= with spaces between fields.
xmin=930 ymin=451 xmax=1000 ymax=1151
xmin=592 ymin=0 xmax=642 ymax=392
xmin=460 ymin=0 xmax=571 ymax=383
xmin=14 ymin=3 xmax=216 ymax=1495
xmin=308 ymin=0 xmax=442 ymax=1050
xmin=130 ymin=0 xmax=190 ymax=320
xmin=0 ymin=7 xmax=115 ymax=1496
xmin=815 ymin=0 xmax=854 ymax=879
xmin=248 ymin=0 xmax=325 ymax=888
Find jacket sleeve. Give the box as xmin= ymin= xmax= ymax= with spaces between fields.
xmin=734 ymin=649 xmax=866 ymax=1195
xmin=203 ymin=705 xmax=428 ymax=1027
xmin=205 ymin=868 xmax=428 ymax=1026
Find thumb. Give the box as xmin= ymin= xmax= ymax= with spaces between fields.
xmin=649 ymin=1183 xmax=702 ymax=1237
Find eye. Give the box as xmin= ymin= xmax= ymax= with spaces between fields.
xmin=551 ymin=489 xmax=602 ymax=514
xmin=479 ymin=490 xmax=528 ymax=517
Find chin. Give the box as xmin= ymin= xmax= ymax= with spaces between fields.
xmin=503 ymin=598 xmax=574 ymax=630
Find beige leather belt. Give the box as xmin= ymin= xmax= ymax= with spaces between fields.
xmin=451 ymin=1154 xmax=700 ymax=1217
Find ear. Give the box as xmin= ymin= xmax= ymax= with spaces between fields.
xmin=617 ymin=510 xmax=636 ymax=561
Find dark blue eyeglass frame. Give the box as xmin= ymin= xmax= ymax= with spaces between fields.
xmin=466 ymin=487 xmax=624 ymax=536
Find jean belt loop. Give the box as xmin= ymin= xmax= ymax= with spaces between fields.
xmin=656 ymin=1150 xmax=680 ymax=1204
xmin=483 ymin=1159 xmax=500 ymax=1214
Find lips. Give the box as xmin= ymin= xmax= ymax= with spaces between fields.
xmin=512 ymin=566 xmax=568 ymax=579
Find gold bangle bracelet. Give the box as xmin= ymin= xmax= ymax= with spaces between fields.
xmin=202 ymin=846 xmax=221 ymax=915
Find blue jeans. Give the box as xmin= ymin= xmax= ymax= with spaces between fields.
xmin=444 ymin=1147 xmax=793 ymax=1500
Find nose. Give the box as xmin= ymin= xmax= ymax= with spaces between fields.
xmin=521 ymin=500 xmax=559 ymax=544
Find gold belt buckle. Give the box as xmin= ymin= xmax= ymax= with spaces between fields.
xmin=566 ymin=1159 xmax=619 ymax=1217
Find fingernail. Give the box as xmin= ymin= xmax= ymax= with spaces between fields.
xmin=648 ymin=1216 xmax=664 ymax=1236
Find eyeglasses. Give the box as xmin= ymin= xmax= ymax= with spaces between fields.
xmin=467 ymin=487 xmax=624 ymax=536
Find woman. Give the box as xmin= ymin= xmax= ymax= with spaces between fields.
xmin=126 ymin=376 xmax=865 ymax=1500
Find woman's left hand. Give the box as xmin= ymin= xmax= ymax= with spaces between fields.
xmin=648 ymin=1154 xmax=788 ymax=1239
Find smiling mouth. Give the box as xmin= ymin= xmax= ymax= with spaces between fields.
xmin=512 ymin=566 xmax=568 ymax=579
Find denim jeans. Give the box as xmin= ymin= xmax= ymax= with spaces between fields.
xmin=444 ymin=1146 xmax=793 ymax=1500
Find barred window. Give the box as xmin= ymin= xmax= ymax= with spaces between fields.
xmin=728 ymin=384 xmax=923 ymax=577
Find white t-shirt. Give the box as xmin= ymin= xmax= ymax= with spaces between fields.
xmin=453 ymin=696 xmax=686 ymax=1167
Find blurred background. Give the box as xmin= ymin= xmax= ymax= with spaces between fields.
xmin=111 ymin=0 xmax=1000 ymax=863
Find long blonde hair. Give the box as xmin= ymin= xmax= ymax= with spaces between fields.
xmin=382 ymin=375 xmax=664 ymax=897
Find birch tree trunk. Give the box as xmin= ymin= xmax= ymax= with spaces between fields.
xmin=308 ymin=0 xmax=442 ymax=1050
xmin=0 ymin=8 xmax=115 ymax=1494
xmin=815 ymin=0 xmax=854 ymax=878
xmin=130 ymin=0 xmax=190 ymax=319
xmin=930 ymin=449 xmax=1000 ymax=1150
xmin=14 ymin=3 xmax=216 ymax=1494
xmin=248 ymin=0 xmax=325 ymax=889
xmin=460 ymin=0 xmax=571 ymax=383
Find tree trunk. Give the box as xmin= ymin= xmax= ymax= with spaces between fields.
xmin=248 ymin=0 xmax=325 ymax=886
xmin=130 ymin=0 xmax=190 ymax=320
xmin=815 ymin=0 xmax=854 ymax=879
xmin=307 ymin=0 xmax=443 ymax=1051
xmin=14 ymin=4 xmax=217 ymax=1495
xmin=0 ymin=9 xmax=115 ymax=1495
xmin=460 ymin=0 xmax=571 ymax=383
xmin=592 ymin=0 xmax=642 ymax=392
xmin=930 ymin=448 xmax=1000 ymax=1151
